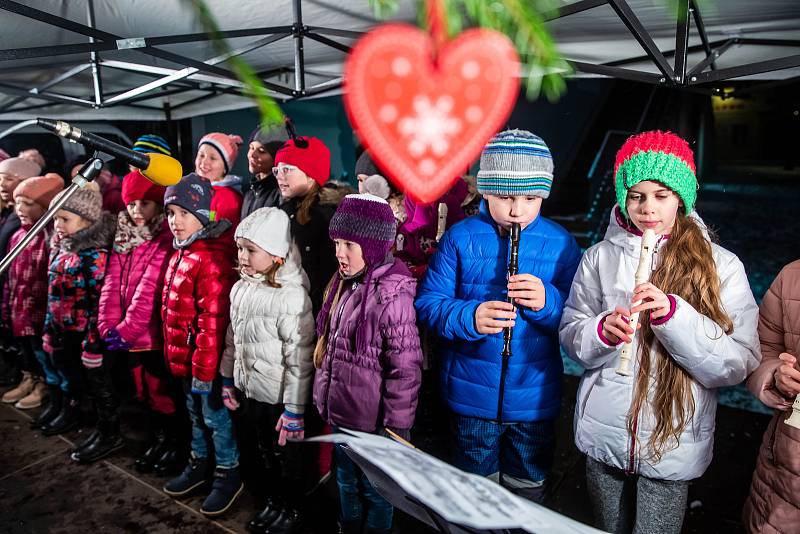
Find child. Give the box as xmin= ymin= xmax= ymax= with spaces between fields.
xmin=1 ymin=174 xmax=63 ymax=412
xmin=195 ymin=132 xmax=244 ymax=229
xmin=415 ymin=130 xmax=582 ymax=502
xmin=41 ymin=182 xmax=117 ymax=438
xmin=559 ymin=130 xmax=760 ymax=533
xmin=160 ymin=173 xmax=242 ymax=517
xmin=272 ymin=135 xmax=340 ymax=316
xmin=220 ymin=207 xmax=315 ymax=534
xmin=314 ymin=193 xmax=423 ymax=534
xmin=743 ymin=259 xmax=800 ymax=532
xmin=96 ymin=170 xmax=178 ymax=470
xmin=242 ymin=126 xmax=285 ymax=218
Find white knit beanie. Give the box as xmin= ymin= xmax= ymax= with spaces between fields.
xmin=235 ymin=207 xmax=291 ymax=258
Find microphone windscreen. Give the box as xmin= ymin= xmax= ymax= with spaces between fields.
xmin=142 ymin=153 xmax=183 ymax=186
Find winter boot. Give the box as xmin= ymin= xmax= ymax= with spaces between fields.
xmin=31 ymin=386 xmax=62 ymax=429
xmin=71 ymin=418 xmax=124 ymax=464
xmin=163 ymin=454 xmax=210 ymax=497
xmin=2 ymin=371 xmax=35 ymax=404
xmin=200 ymin=466 xmax=244 ymax=517
xmin=40 ymin=397 xmax=80 ymax=436
xmin=72 ymin=428 xmax=102 ymax=455
xmin=248 ymin=496 xmax=284 ymax=532
xmin=15 ymin=378 xmax=47 ymax=409
xmin=154 ymin=413 xmax=184 ymax=476
xmin=136 ymin=413 xmax=167 ymax=473
xmin=264 ymin=507 xmax=303 ymax=534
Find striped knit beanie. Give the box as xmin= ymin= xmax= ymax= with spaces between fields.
xmin=199 ymin=132 xmax=243 ymax=175
xmin=329 ymin=193 xmax=396 ymax=267
xmin=133 ymin=134 xmax=171 ymax=156
xmin=614 ymin=130 xmax=697 ymax=219
xmin=476 ymin=130 xmax=554 ymax=198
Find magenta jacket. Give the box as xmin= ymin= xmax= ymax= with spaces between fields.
xmin=2 ymin=225 xmax=51 ymax=337
xmin=313 ymin=257 xmax=423 ymax=433
xmin=98 ymin=222 xmax=173 ymax=351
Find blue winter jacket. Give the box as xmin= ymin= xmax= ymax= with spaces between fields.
xmin=415 ymin=201 xmax=581 ymax=422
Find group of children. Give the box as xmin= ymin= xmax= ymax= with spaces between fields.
xmin=0 ymin=125 xmax=795 ymax=534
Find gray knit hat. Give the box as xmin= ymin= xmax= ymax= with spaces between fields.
xmin=355 ymin=150 xmax=379 ymax=177
xmin=50 ymin=181 xmax=103 ymax=222
xmin=476 ymin=129 xmax=554 ymax=198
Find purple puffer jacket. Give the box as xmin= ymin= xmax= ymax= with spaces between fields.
xmin=98 ymin=221 xmax=173 ymax=351
xmin=314 ymin=258 xmax=423 ymax=433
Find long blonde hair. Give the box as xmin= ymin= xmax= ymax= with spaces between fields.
xmin=626 ymin=213 xmax=733 ymax=462
xmin=313 ymin=276 xmax=343 ymax=368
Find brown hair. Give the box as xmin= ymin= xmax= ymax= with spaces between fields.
xmin=313 ymin=276 xmax=343 ymax=368
xmin=296 ymin=182 xmax=321 ymax=225
xmin=626 ymin=213 xmax=733 ymax=462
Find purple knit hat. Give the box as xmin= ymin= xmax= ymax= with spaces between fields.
xmin=316 ymin=194 xmax=397 ymax=340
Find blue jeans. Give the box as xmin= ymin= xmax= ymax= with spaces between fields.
xmin=184 ymin=378 xmax=239 ymax=468
xmin=334 ymin=443 xmax=393 ymax=531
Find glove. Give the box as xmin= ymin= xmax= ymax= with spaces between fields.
xmin=190 ymin=377 xmax=213 ymax=395
xmin=43 ymin=333 xmax=54 ymax=354
xmin=81 ymin=351 xmax=103 ymax=369
xmin=221 ymin=382 xmax=239 ymax=411
xmin=275 ymin=409 xmax=305 ymax=446
xmin=104 ymin=329 xmax=132 ymax=351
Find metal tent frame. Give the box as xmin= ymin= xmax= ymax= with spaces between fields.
xmin=0 ymin=0 xmax=798 ymax=118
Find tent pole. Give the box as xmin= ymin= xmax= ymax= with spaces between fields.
xmin=293 ymin=0 xmax=306 ymax=95
xmin=674 ymin=0 xmax=690 ymax=84
xmin=86 ymin=0 xmax=103 ymax=107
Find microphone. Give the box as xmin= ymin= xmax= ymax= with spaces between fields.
xmin=37 ymin=118 xmax=182 ymax=186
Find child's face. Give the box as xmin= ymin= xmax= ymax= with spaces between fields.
xmin=165 ymin=204 xmax=204 ymax=241
xmin=247 ymin=141 xmax=274 ymax=176
xmin=334 ymin=239 xmax=366 ymax=277
xmin=484 ymin=195 xmax=543 ymax=231
xmin=236 ymin=237 xmax=279 ymax=276
xmin=14 ymin=196 xmax=45 ymax=226
xmin=53 ymin=209 xmax=91 ymax=239
xmin=126 ymin=199 xmax=160 ymax=227
xmin=194 ymin=144 xmax=226 ymax=182
xmin=0 ymin=173 xmax=24 ymax=203
xmin=275 ymin=163 xmax=313 ymax=199
xmin=625 ymin=180 xmax=681 ymax=235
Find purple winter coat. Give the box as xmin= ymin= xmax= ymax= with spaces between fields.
xmin=313 ymin=258 xmax=423 ymax=433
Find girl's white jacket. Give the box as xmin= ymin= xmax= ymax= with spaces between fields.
xmin=221 ymin=244 xmax=315 ymax=413
xmin=559 ymin=208 xmax=761 ymax=481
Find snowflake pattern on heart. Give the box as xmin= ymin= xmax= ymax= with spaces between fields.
xmin=344 ymin=24 xmax=520 ymax=203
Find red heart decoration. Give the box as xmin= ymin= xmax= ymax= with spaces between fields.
xmin=344 ymin=24 xmax=520 ymax=204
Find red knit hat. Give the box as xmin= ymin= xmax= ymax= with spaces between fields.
xmin=274 ymin=137 xmax=331 ymax=186
xmin=198 ymin=132 xmax=243 ymax=175
xmin=122 ymin=169 xmax=166 ymax=205
xmin=13 ymin=173 xmax=64 ymax=209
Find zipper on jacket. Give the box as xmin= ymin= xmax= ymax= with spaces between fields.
xmin=324 ymin=281 xmax=357 ymax=412
xmin=163 ymin=250 xmax=184 ymax=336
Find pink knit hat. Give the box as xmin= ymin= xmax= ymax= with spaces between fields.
xmin=198 ymin=132 xmax=243 ymax=175
xmin=14 ymin=173 xmax=64 ymax=209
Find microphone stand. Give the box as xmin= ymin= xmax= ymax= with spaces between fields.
xmin=0 ymin=157 xmax=104 ymax=276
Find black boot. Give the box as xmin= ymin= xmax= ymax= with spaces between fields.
xmin=163 ymin=454 xmax=210 ymax=497
xmin=31 ymin=386 xmax=62 ymax=429
xmin=70 ymin=418 xmax=124 ymax=464
xmin=71 ymin=428 xmax=102 ymax=455
xmin=154 ymin=413 xmax=184 ymax=476
xmin=135 ymin=413 xmax=167 ymax=473
xmin=264 ymin=507 xmax=303 ymax=534
xmin=248 ymin=496 xmax=284 ymax=532
xmin=41 ymin=397 xmax=80 ymax=436
xmin=200 ymin=466 xmax=244 ymax=517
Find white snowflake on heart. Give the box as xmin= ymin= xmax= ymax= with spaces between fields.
xmin=396 ymin=95 xmax=462 ymax=176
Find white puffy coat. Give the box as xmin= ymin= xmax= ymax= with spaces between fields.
xmin=221 ymin=244 xmax=315 ymax=412
xmin=559 ymin=208 xmax=760 ymax=481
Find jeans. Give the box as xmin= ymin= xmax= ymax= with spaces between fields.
xmin=334 ymin=442 xmax=393 ymax=531
xmin=183 ymin=377 xmax=239 ymax=468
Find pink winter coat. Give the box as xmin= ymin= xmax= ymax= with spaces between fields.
xmin=2 ymin=225 xmax=51 ymax=337
xmin=743 ymin=259 xmax=800 ymax=533
xmin=98 ymin=217 xmax=173 ymax=351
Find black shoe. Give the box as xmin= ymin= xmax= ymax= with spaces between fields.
xmin=135 ymin=436 xmax=168 ymax=473
xmin=70 ymin=420 xmax=124 ymax=464
xmin=248 ymin=496 xmax=283 ymax=532
xmin=153 ymin=413 xmax=184 ymax=476
xmin=30 ymin=386 xmax=62 ymax=429
xmin=200 ymin=466 xmax=243 ymax=517
xmin=40 ymin=398 xmax=80 ymax=436
xmin=71 ymin=428 xmax=102 ymax=455
xmin=264 ymin=507 xmax=303 ymax=534
xmin=163 ymin=455 xmax=210 ymax=497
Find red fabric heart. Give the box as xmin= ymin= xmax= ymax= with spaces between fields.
xmin=344 ymin=24 xmax=520 ymax=204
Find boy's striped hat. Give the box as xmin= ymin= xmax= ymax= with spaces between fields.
xmin=614 ymin=130 xmax=697 ymax=219
xmin=477 ymin=129 xmax=554 ymax=198
xmin=132 ymin=134 xmax=171 ymax=156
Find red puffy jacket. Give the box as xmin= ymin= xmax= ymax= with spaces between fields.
xmin=161 ymin=231 xmax=237 ymax=382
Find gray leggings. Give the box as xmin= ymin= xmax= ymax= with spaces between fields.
xmin=585 ymin=456 xmax=689 ymax=534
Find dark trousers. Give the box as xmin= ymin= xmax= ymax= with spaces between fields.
xmin=17 ymin=336 xmax=44 ymax=375
xmin=49 ymin=332 xmax=86 ymax=398
xmin=85 ymin=350 xmax=120 ymax=424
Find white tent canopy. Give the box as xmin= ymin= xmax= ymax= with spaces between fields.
xmin=0 ymin=0 xmax=798 ymax=121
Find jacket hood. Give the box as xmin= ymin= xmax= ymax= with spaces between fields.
xmin=52 ymin=211 xmax=117 ymax=253
xmin=604 ymin=204 xmax=710 ymax=256
xmin=212 ymin=174 xmax=243 ymax=193
xmin=319 ymin=183 xmax=354 ymax=206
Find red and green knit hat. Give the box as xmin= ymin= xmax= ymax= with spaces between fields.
xmin=614 ymin=130 xmax=697 ymax=219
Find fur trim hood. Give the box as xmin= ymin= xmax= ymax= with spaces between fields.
xmin=52 ymin=211 xmax=117 ymax=253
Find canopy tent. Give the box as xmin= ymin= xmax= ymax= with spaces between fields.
xmin=0 ymin=0 xmax=798 ymax=121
